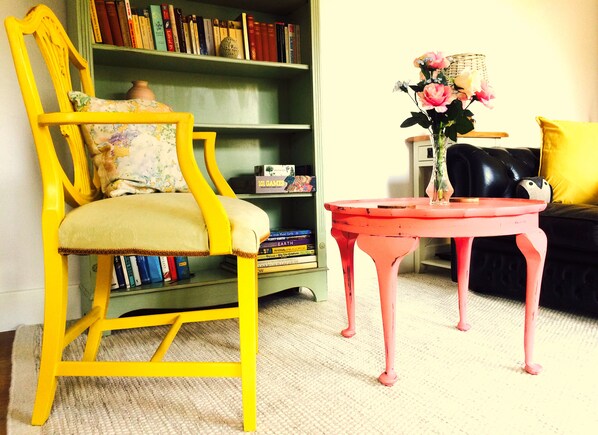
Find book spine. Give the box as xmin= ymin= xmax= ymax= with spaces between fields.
xmin=186 ymin=16 xmax=197 ymax=54
xmin=197 ymin=16 xmax=208 ymax=55
xmin=212 ymin=18 xmax=222 ymax=56
xmin=143 ymin=9 xmax=155 ymax=49
xmin=105 ymin=1 xmax=124 ymax=46
xmin=161 ymin=4 xmax=175 ymax=51
xmin=95 ymin=0 xmax=114 ymax=45
xmin=257 ymin=261 xmax=317 ymax=274
xmin=123 ymin=0 xmax=137 ymax=48
xmin=254 ymin=21 xmax=262 ymax=61
xmin=287 ymin=23 xmax=295 ymax=64
xmin=135 ymin=256 xmax=151 ymax=285
xmin=247 ymin=15 xmax=256 ymax=60
xmin=294 ymin=24 xmax=301 ymax=63
xmin=259 ymin=244 xmax=316 ymax=255
xmin=269 ymin=228 xmax=313 ymax=237
xmin=159 ymin=256 xmax=172 ymax=282
xmin=111 ymin=267 xmax=120 ymax=290
xmin=167 ymin=256 xmax=178 ymax=281
xmin=149 ymin=5 xmax=167 ymax=51
xmin=237 ymin=13 xmax=250 ymax=60
xmin=129 ymin=256 xmax=142 ymax=286
xmin=258 ymin=255 xmax=317 ymax=268
xmin=275 ymin=22 xmax=285 ymax=63
xmin=174 ymin=256 xmax=191 ymax=280
xmin=260 ymin=236 xmax=314 ymax=248
xmin=182 ymin=16 xmax=192 ymax=54
xmin=266 ymin=23 xmax=277 ymax=62
xmin=122 ymin=255 xmax=135 ymax=288
xmin=89 ymin=0 xmax=103 ymax=43
xmin=168 ymin=4 xmax=180 ymax=52
xmin=257 ymin=249 xmax=316 ymax=260
xmin=146 ymin=256 xmax=164 ymax=283
xmin=113 ymin=256 xmax=126 ymax=289
xmin=174 ymin=8 xmax=187 ymax=54
xmin=131 ymin=11 xmax=143 ymax=48
xmin=203 ymin=18 xmax=215 ymax=56
xmin=115 ymin=1 xmax=132 ymax=47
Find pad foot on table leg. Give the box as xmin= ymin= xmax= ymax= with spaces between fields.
xmin=456 ymin=322 xmax=471 ymax=331
xmin=378 ymin=370 xmax=398 ymax=386
xmin=525 ymin=362 xmax=543 ymax=375
xmin=341 ymin=327 xmax=355 ymax=338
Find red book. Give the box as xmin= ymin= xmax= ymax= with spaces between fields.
xmin=254 ymin=21 xmax=263 ymax=61
xmin=160 ymin=4 xmax=176 ymax=51
xmin=266 ymin=23 xmax=277 ymax=62
xmin=105 ymin=1 xmax=124 ymax=46
xmin=246 ymin=15 xmax=257 ymax=60
xmin=167 ymin=256 xmax=178 ymax=281
xmin=260 ymin=22 xmax=269 ymax=62
xmin=94 ymin=0 xmax=114 ymax=45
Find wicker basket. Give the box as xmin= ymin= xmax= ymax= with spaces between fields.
xmin=444 ymin=53 xmax=488 ymax=82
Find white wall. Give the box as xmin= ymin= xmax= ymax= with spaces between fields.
xmin=319 ymin=0 xmax=598 ymax=279
xmin=0 ymin=0 xmax=596 ymax=331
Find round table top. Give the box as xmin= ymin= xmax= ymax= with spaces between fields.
xmin=324 ymin=197 xmax=547 ymax=218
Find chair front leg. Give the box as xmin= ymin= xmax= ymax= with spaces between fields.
xmin=83 ymin=255 xmax=114 ymax=361
xmin=237 ymin=256 xmax=258 ymax=432
xmin=32 ymin=252 xmax=68 ymax=425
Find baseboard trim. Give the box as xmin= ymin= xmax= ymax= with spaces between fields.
xmin=0 ymin=285 xmax=81 ymax=332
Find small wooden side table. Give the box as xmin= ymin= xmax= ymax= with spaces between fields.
xmin=407 ymin=132 xmax=509 ymax=272
xmin=325 ymin=197 xmax=547 ymax=386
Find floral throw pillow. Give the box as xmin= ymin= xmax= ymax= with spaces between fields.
xmin=68 ymin=91 xmax=188 ymax=197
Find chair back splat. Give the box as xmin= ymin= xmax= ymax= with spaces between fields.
xmin=5 ymin=4 xmax=270 ymax=432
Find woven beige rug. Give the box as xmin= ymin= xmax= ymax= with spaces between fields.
xmin=8 ymin=271 xmax=598 ymax=434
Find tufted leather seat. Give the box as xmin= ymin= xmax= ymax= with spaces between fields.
xmin=447 ymin=143 xmax=598 ymax=318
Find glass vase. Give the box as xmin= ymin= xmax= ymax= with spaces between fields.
xmin=425 ymin=133 xmax=454 ymax=205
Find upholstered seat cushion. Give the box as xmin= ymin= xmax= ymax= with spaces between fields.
xmin=58 ymin=193 xmax=270 ymax=257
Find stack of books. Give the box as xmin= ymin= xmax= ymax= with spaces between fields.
xmin=221 ymin=228 xmax=317 ymax=274
xmin=111 ymin=255 xmax=190 ymax=290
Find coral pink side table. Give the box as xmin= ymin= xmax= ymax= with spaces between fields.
xmin=325 ymin=197 xmax=547 ymax=385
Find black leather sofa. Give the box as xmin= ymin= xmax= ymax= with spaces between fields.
xmin=446 ymin=143 xmax=598 ymax=318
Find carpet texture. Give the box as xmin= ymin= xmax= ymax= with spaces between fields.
xmin=8 ymin=271 xmax=598 ymax=434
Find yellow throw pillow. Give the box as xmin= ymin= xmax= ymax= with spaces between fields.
xmin=537 ymin=117 xmax=598 ymax=204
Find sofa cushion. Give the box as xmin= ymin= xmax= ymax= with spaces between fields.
xmin=537 ymin=117 xmax=598 ymax=205
xmin=540 ymin=203 xmax=598 ymax=253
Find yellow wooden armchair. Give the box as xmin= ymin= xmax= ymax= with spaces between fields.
xmin=5 ymin=5 xmax=269 ymax=432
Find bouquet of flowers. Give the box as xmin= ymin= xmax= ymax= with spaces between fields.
xmin=394 ymin=51 xmax=495 ymax=141
xmin=394 ymin=52 xmax=495 ymax=203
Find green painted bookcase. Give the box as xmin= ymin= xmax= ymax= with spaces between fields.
xmin=67 ymin=0 xmax=327 ymax=318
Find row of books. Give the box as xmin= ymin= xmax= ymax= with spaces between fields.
xmin=221 ymin=228 xmax=317 ymax=274
xmin=91 ymin=1 xmax=302 ymax=63
xmin=111 ymin=255 xmax=190 ymax=290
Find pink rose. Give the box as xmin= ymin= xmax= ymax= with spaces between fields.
xmin=418 ymin=83 xmax=455 ymax=113
xmin=414 ymin=51 xmax=451 ymax=70
xmin=475 ymin=81 xmax=496 ymax=108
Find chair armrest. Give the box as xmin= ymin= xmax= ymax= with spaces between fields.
xmin=193 ymin=132 xmax=236 ymax=198
xmin=38 ymin=111 xmax=232 ymax=255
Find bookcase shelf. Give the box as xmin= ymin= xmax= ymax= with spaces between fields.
xmin=93 ymin=44 xmax=310 ymax=78
xmin=69 ymin=0 xmax=327 ymax=319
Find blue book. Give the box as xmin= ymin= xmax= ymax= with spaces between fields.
xmin=174 ymin=256 xmax=191 ymax=280
xmin=146 ymin=256 xmax=164 ymax=283
xmin=135 ymin=256 xmax=151 ymax=285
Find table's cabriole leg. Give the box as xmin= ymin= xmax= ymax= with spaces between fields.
xmin=331 ymin=228 xmax=358 ymax=338
xmin=356 ymin=235 xmax=419 ymax=386
xmin=454 ymin=237 xmax=474 ymax=331
xmin=516 ymin=228 xmax=548 ymax=375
